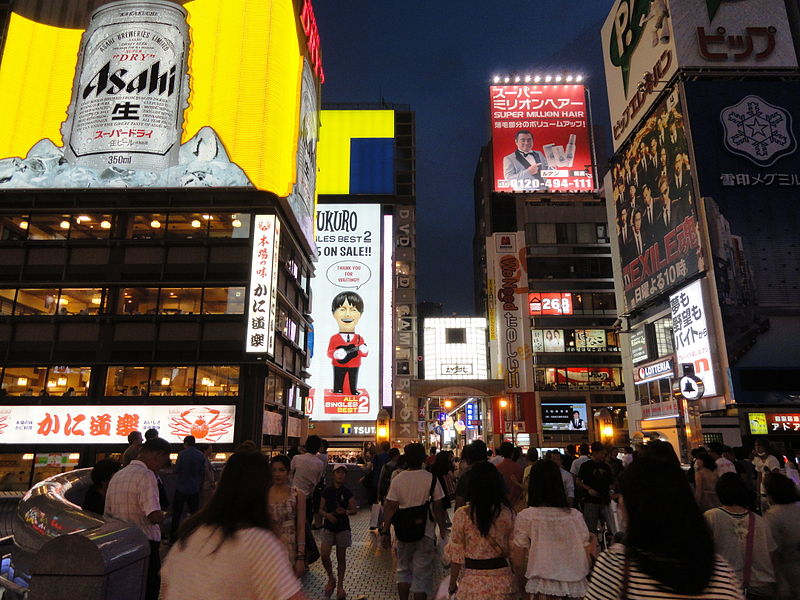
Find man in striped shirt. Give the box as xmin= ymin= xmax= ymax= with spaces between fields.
xmin=105 ymin=437 xmax=171 ymax=600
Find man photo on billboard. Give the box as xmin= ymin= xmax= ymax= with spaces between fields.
xmin=502 ymin=129 xmax=549 ymax=191
xmin=328 ymin=291 xmax=368 ymax=396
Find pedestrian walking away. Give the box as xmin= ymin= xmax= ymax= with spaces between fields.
xmin=169 ymin=435 xmax=206 ymax=543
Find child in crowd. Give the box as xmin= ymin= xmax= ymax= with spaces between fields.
xmin=319 ymin=464 xmax=357 ymax=600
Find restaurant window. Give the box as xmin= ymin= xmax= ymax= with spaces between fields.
xmin=654 ymin=317 xmax=674 ymax=357
xmin=210 ymin=213 xmax=251 ymax=238
xmin=0 ymin=453 xmax=34 ymax=492
xmin=69 ymin=214 xmax=114 ymax=239
xmin=0 ymin=216 xmax=30 ymax=241
xmin=1 ymin=366 xmax=47 ymax=396
xmin=196 ymin=366 xmax=239 ymax=396
xmin=264 ymin=371 xmax=278 ymax=405
xmin=105 ymin=366 xmax=150 ymax=396
xmin=27 ymin=214 xmax=72 ymax=240
xmin=576 ymin=223 xmax=596 ymax=244
xmin=118 ymin=288 xmax=159 ymax=315
xmin=0 ymin=289 xmax=15 ymax=315
xmin=47 ymin=366 xmax=91 ymax=396
xmin=14 ymin=289 xmax=59 ymax=315
xmin=202 ymin=287 xmax=245 ymax=314
xmin=149 ymin=366 xmax=195 ymax=396
xmin=159 ymin=288 xmax=202 ymax=315
xmin=58 ymin=288 xmax=105 ymax=315
xmin=536 ymin=223 xmax=556 ymax=244
xmin=166 ymin=213 xmax=208 ymax=240
xmin=130 ymin=214 xmax=166 ymax=240
xmin=635 ymin=383 xmax=649 ymax=405
xmin=556 ymin=223 xmax=577 ymax=244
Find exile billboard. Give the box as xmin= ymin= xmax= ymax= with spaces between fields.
xmin=0 ymin=0 xmax=320 ymax=197
xmin=609 ymin=89 xmax=702 ymax=313
xmin=306 ymin=205 xmax=383 ymax=421
xmin=684 ymin=80 xmax=800 ymax=400
xmin=490 ymin=84 xmax=594 ymax=193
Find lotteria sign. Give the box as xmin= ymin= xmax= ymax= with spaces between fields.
xmin=635 ymin=358 xmax=675 ymax=382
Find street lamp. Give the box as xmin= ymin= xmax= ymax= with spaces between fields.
xmin=443 ymin=399 xmax=453 ymax=409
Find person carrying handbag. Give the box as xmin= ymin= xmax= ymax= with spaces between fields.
xmin=381 ymin=443 xmax=448 ymax=600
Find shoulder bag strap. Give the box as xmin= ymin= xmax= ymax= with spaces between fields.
xmin=742 ymin=511 xmax=756 ymax=590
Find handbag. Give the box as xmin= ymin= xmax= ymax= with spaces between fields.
xmin=392 ymin=472 xmax=437 ymax=543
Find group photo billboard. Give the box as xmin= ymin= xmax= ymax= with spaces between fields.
xmin=684 ymin=80 xmax=800 ymax=402
xmin=307 ymin=204 xmax=382 ymax=421
xmin=490 ymin=84 xmax=594 ymax=193
xmin=0 ymin=0 xmax=319 ymax=196
xmin=610 ymin=89 xmax=702 ymax=313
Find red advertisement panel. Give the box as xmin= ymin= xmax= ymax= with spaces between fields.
xmin=529 ymin=292 xmax=573 ymax=315
xmin=490 ymin=84 xmax=594 ymax=193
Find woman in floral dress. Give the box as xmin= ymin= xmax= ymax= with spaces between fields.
xmin=444 ymin=461 xmax=517 ymax=600
xmin=268 ymin=455 xmax=306 ymax=577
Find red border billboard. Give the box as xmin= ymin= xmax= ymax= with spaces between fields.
xmin=490 ymin=84 xmax=594 ymax=193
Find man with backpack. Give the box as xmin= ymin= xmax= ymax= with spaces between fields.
xmin=381 ymin=443 xmax=448 ymax=600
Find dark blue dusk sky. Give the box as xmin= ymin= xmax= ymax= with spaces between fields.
xmin=315 ymin=1 xmax=616 ymax=314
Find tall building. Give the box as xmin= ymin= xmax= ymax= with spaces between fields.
xmin=601 ymin=0 xmax=800 ymax=457
xmin=306 ymin=104 xmax=418 ymax=449
xmin=474 ymin=80 xmax=627 ymax=451
xmin=0 ymin=0 xmax=322 ymax=488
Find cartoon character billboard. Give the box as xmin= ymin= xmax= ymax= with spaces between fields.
xmin=306 ymin=204 xmax=383 ymax=421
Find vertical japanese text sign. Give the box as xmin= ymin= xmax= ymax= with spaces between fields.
xmin=246 ymin=215 xmax=281 ymax=354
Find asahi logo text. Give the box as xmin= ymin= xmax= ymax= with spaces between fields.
xmin=83 ymin=61 xmax=177 ymax=100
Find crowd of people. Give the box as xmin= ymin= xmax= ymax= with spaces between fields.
xmin=80 ymin=433 xmax=800 ymax=600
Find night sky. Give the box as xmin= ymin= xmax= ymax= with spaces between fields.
xmin=315 ymin=0 xmax=616 ymax=314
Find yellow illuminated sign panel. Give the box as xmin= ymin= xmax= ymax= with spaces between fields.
xmin=748 ymin=412 xmax=768 ymax=435
xmin=317 ymin=110 xmax=394 ymax=194
xmin=0 ymin=0 xmax=307 ymax=196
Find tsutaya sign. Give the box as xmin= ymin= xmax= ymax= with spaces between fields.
xmin=0 ymin=405 xmax=236 ymax=444
xmin=486 ymin=232 xmax=533 ymax=393
xmin=602 ymin=0 xmax=796 ymax=151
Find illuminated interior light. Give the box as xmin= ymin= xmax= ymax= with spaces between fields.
xmin=191 ymin=219 xmax=202 ymax=228
xmin=214 ymin=453 xmax=227 ymax=460
xmin=202 ymin=214 xmax=212 ymax=220
xmin=57 ymin=377 xmax=67 ymax=386
xmin=150 ymin=219 xmax=161 ymax=228
xmin=68 ymin=453 xmax=80 ymax=461
xmin=47 ymin=380 xmax=56 ymax=388
xmin=60 ymin=220 xmax=70 ymax=229
xmin=22 ymin=453 xmax=34 ymax=461
xmin=602 ymin=426 xmax=614 ymax=438
xmin=76 ymin=215 xmax=90 ymax=223
xmin=57 ymin=298 xmax=68 ymax=305
xmin=17 ymin=377 xmax=28 ymax=386
xmin=169 ymin=453 xmax=178 ymax=461
xmin=201 ymin=377 xmax=213 ymax=386
xmin=20 ymin=220 xmax=28 ymax=229
xmin=100 ymin=220 xmax=111 ymax=229
xmin=161 ymin=377 xmax=171 ymax=386
xmin=91 ymin=297 xmax=101 ymax=305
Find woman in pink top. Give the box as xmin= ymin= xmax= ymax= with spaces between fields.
xmin=444 ymin=461 xmax=517 ymax=600
xmin=512 ymin=459 xmax=594 ymax=600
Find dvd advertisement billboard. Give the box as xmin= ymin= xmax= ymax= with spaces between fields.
xmin=490 ymin=84 xmax=594 ymax=193
xmin=609 ymin=89 xmax=702 ymax=313
xmin=306 ymin=205 xmax=383 ymax=422
xmin=0 ymin=0 xmax=320 ymax=198
xmin=683 ymin=80 xmax=800 ymax=402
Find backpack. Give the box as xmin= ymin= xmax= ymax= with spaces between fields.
xmin=391 ymin=472 xmax=437 ymax=543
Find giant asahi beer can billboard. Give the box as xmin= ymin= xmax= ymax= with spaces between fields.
xmin=0 ymin=0 xmax=322 ymax=201
xmin=61 ymin=1 xmax=190 ymax=172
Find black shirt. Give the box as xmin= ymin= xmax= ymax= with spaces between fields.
xmin=321 ymin=485 xmax=353 ymax=532
xmin=578 ymin=459 xmax=613 ymax=503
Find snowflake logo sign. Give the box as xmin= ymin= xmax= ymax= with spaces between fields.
xmin=720 ymin=95 xmax=797 ymax=167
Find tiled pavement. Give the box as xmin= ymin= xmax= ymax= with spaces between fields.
xmin=301 ymin=509 xmax=447 ymax=600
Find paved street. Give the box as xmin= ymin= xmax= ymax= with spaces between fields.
xmin=302 ymin=509 xmax=446 ymax=600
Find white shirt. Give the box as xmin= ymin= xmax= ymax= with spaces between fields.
xmin=104 ymin=460 xmax=161 ymax=541
xmin=753 ymin=454 xmax=782 ymax=495
xmin=290 ymin=452 xmax=325 ymax=497
xmin=513 ymin=507 xmax=591 ymax=592
xmin=386 ymin=469 xmax=444 ymax=539
xmin=560 ymin=467 xmax=575 ymax=501
xmin=161 ymin=525 xmax=302 ymax=600
xmin=715 ymin=457 xmax=737 ymax=475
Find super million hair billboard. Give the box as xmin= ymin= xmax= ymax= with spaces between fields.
xmin=0 ymin=0 xmax=322 ymax=205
